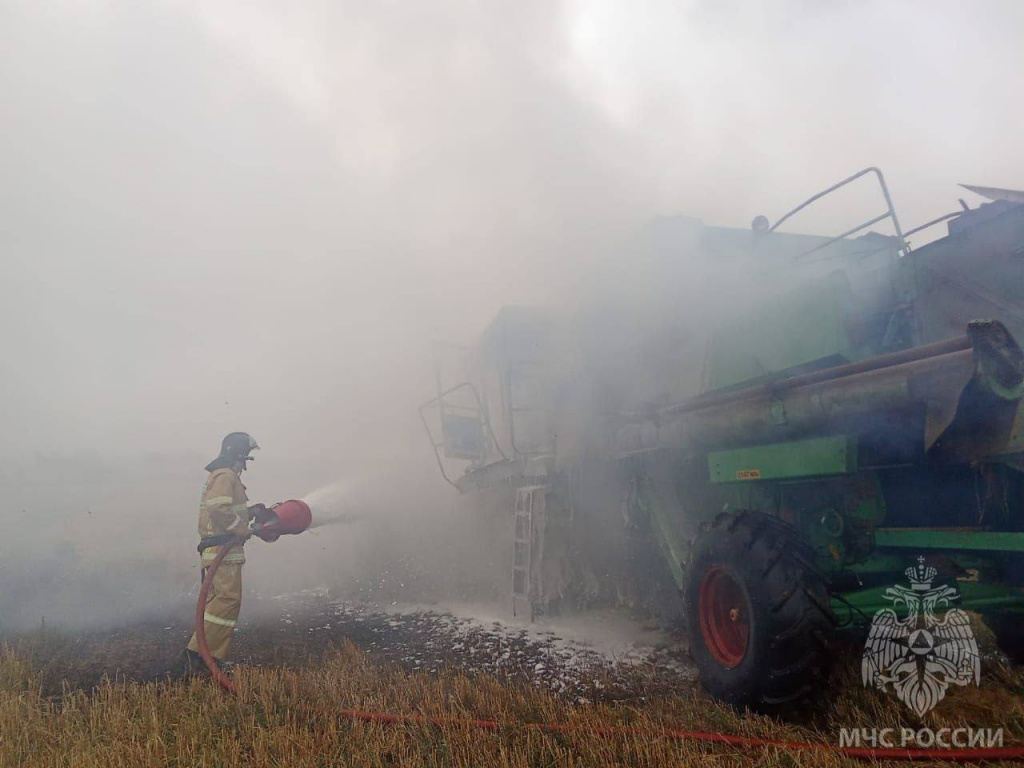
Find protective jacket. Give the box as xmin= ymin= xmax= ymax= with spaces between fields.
xmin=198 ymin=468 xmax=250 ymax=565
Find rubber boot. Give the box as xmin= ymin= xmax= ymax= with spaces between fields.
xmin=180 ymin=649 xmax=211 ymax=678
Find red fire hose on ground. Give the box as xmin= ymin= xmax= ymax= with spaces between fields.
xmin=193 ymin=528 xmax=1024 ymax=763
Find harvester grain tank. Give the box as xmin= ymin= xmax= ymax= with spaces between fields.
xmin=421 ymin=169 xmax=1024 ymax=708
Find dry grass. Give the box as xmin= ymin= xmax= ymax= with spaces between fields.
xmin=1 ymin=639 xmax=1023 ymax=768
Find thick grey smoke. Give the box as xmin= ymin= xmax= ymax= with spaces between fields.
xmin=0 ymin=0 xmax=633 ymax=465
xmin=1 ymin=0 xmax=1022 ymax=629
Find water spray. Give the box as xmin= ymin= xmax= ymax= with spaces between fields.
xmin=306 ymin=514 xmax=362 ymax=530
xmin=299 ymin=481 xmax=364 ymax=530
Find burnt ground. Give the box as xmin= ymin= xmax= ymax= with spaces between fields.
xmin=3 ymin=591 xmax=695 ymax=703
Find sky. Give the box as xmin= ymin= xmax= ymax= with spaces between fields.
xmin=568 ymin=0 xmax=1024 ymax=226
xmin=1 ymin=0 xmax=1023 ymax=548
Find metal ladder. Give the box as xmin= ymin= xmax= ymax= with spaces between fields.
xmin=512 ymin=486 xmax=544 ymax=619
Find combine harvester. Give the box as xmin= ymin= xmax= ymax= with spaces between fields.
xmin=421 ymin=169 xmax=1024 ymax=709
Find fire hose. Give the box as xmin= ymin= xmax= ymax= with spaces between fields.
xmin=194 ymin=537 xmax=1024 ymax=763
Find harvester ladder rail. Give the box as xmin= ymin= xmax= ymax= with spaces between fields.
xmin=512 ymin=486 xmax=537 ymax=620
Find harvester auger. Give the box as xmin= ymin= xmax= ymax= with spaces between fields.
xmin=623 ymin=318 xmax=1024 ymax=707
xmin=421 ymin=169 xmax=1024 ymax=709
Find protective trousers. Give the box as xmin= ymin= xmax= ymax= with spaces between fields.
xmin=187 ymin=561 xmax=243 ymax=660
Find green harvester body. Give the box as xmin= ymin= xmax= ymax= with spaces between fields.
xmin=422 ymin=170 xmax=1024 ymax=635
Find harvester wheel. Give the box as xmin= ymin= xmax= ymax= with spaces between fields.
xmin=984 ymin=614 xmax=1024 ymax=664
xmin=684 ymin=510 xmax=835 ymax=710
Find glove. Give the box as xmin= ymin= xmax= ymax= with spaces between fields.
xmin=250 ymin=520 xmax=281 ymax=543
xmin=248 ymin=503 xmax=276 ymax=524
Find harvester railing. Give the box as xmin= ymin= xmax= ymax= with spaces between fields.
xmin=419 ymin=382 xmax=507 ymax=490
xmin=770 ymin=167 xmax=909 ymax=260
xmin=900 ymin=209 xmax=965 ymax=240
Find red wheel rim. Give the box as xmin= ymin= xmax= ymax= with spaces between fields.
xmin=698 ymin=566 xmax=750 ymax=668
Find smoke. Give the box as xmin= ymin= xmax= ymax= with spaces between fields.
xmin=1 ymin=0 xmax=1022 ymax=630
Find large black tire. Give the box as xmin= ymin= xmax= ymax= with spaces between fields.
xmin=984 ymin=614 xmax=1024 ymax=664
xmin=684 ymin=510 xmax=836 ymax=710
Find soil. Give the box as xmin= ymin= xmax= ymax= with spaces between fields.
xmin=4 ymin=591 xmax=696 ymax=702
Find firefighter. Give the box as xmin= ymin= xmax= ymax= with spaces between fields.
xmin=182 ymin=432 xmax=267 ymax=675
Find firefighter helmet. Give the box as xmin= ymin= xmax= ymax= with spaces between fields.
xmin=205 ymin=432 xmax=260 ymax=472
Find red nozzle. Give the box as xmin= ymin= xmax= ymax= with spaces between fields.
xmin=255 ymin=499 xmax=312 ymax=542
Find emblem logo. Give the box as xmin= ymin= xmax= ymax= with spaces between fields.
xmin=861 ymin=557 xmax=980 ymax=716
